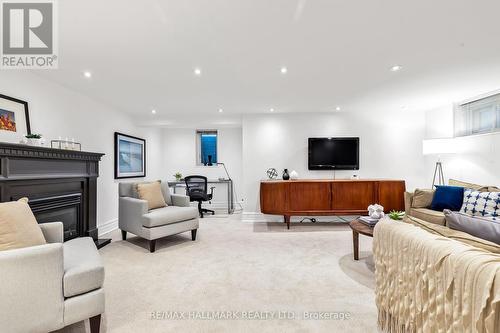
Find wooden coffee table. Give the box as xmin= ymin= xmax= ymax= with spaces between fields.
xmin=349 ymin=219 xmax=375 ymax=260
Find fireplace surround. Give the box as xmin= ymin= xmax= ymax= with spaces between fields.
xmin=0 ymin=142 xmax=108 ymax=247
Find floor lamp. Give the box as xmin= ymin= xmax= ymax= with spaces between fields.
xmin=422 ymin=138 xmax=456 ymax=188
xmin=216 ymin=162 xmax=235 ymax=213
xmin=432 ymin=159 xmax=445 ymax=187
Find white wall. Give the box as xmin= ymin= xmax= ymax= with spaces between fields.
xmin=0 ymin=71 xmax=163 ymax=234
xmin=242 ymin=111 xmax=428 ymax=213
xmin=161 ymin=127 xmax=243 ymax=210
xmin=424 ymin=105 xmax=500 ymax=187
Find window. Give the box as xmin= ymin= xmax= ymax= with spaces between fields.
xmin=196 ymin=130 xmax=217 ymax=165
xmin=454 ymin=92 xmax=500 ymax=137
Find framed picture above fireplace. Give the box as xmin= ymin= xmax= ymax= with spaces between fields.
xmin=0 ymin=94 xmax=31 ymax=143
xmin=114 ymin=132 xmax=146 ymax=179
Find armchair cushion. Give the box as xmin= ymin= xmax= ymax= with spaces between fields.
xmin=63 ymin=237 xmax=104 ymax=298
xmin=0 ymin=197 xmax=46 ymax=251
xmin=136 ymin=181 xmax=167 ymax=210
xmin=119 ymin=181 xmax=172 ymax=205
xmin=143 ymin=206 xmax=198 ymax=228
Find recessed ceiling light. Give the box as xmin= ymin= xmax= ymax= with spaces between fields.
xmin=151 ymin=109 xmax=157 ymax=114
xmin=335 ymin=106 xmax=341 ymax=111
xmin=83 ymin=71 xmax=92 ymax=78
xmin=194 ymin=68 xmax=202 ymax=76
xmin=390 ymin=65 xmax=402 ymax=72
xmin=280 ymin=67 xmax=288 ymax=74
xmin=218 ymin=108 xmax=223 ymax=113
xmin=270 ymin=108 xmax=275 ymax=112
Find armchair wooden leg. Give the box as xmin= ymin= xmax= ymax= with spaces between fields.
xmin=89 ymin=314 xmax=101 ymax=333
xmin=121 ymin=230 xmax=127 ymax=240
xmin=149 ymin=239 xmax=156 ymax=253
xmin=191 ymin=229 xmax=197 ymax=241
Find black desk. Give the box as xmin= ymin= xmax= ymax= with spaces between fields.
xmin=167 ymin=179 xmax=234 ymax=214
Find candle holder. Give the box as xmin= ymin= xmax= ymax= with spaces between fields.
xmin=51 ymin=139 xmax=82 ymax=151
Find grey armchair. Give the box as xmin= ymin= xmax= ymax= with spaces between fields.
xmin=119 ymin=181 xmax=199 ymax=252
xmin=0 ymin=222 xmax=105 ymax=333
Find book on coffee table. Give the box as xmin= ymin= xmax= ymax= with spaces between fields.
xmin=358 ymin=216 xmax=380 ymax=227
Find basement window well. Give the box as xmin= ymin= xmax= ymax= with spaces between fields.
xmin=196 ymin=130 xmax=218 ymax=166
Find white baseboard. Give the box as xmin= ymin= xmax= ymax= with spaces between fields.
xmin=98 ymin=218 xmax=118 ymax=237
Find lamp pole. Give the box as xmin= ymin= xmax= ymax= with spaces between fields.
xmin=217 ymin=162 xmax=234 ymax=213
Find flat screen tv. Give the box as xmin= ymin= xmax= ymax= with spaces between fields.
xmin=308 ymin=137 xmax=359 ymax=170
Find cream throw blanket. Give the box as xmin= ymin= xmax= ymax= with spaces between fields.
xmin=373 ymin=218 xmax=500 ymax=333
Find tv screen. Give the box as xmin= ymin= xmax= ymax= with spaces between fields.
xmin=308 ymin=137 xmax=359 ymax=170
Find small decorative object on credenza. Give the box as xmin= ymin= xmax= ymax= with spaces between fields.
xmin=282 ymin=169 xmax=290 ymax=180
xmin=266 ymin=168 xmax=278 ymax=179
xmin=359 ymin=203 xmax=385 ymax=227
xmin=0 ymin=93 xmax=31 ymax=143
xmin=289 ymin=170 xmax=299 ymax=180
xmin=114 ymin=132 xmax=146 ymax=179
xmin=173 ymin=172 xmax=182 ymax=181
xmin=51 ymin=137 xmax=82 ymax=151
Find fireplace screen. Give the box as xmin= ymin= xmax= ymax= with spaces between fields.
xmin=29 ymin=193 xmax=83 ymax=241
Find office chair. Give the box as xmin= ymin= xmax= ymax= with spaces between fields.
xmin=184 ymin=175 xmax=215 ymax=218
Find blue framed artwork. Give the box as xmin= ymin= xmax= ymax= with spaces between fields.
xmin=114 ymin=132 xmax=146 ymax=179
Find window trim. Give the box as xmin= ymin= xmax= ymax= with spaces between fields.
xmin=196 ymin=129 xmax=218 ymax=166
xmin=454 ymin=89 xmax=500 ymax=137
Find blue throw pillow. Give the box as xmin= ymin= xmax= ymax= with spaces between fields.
xmin=430 ymin=185 xmax=464 ymax=212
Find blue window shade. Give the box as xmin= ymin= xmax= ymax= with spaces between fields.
xmin=200 ymin=133 xmax=217 ymax=165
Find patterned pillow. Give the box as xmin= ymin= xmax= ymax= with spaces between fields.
xmin=460 ymin=189 xmax=500 ymax=220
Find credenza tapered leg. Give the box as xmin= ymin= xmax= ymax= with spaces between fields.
xmin=284 ymin=215 xmax=290 ymax=229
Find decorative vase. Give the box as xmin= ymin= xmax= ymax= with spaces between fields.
xmin=27 ymin=138 xmax=42 ymax=146
xmin=289 ymin=170 xmax=299 ymax=180
xmin=282 ymin=169 xmax=290 ymax=180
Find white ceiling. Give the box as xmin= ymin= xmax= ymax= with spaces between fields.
xmin=35 ymin=0 xmax=500 ymax=127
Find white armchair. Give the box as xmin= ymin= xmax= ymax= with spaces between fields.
xmin=0 ymin=222 xmax=105 ymax=333
xmin=119 ymin=182 xmax=199 ymax=252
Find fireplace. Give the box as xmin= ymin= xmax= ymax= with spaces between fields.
xmin=29 ymin=193 xmax=83 ymax=241
xmin=0 ymin=142 xmax=108 ymax=247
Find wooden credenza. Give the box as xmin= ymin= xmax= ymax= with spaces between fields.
xmin=260 ymin=179 xmax=405 ymax=229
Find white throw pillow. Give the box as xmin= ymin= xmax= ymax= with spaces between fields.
xmin=460 ymin=189 xmax=500 ymax=220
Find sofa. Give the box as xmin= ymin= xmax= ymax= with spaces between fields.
xmin=0 ymin=222 xmax=105 ymax=333
xmin=119 ymin=181 xmax=199 ymax=252
xmin=404 ymin=179 xmax=495 ymax=226
xmin=375 ymin=179 xmax=500 ymax=332
xmin=374 ymin=217 xmax=500 ymax=332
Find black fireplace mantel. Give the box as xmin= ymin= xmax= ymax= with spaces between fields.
xmin=0 ymin=142 xmax=107 ymax=246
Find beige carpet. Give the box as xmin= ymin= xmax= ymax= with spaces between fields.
xmin=61 ymin=215 xmax=377 ymax=333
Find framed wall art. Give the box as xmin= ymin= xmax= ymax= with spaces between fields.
xmin=114 ymin=132 xmax=146 ymax=179
xmin=0 ymin=94 xmax=31 ymax=143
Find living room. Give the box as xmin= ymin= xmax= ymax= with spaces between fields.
xmin=1 ymin=1 xmax=500 ymax=332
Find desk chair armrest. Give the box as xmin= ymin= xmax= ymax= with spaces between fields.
xmin=39 ymin=222 xmax=64 ymax=243
xmin=171 ymin=194 xmax=190 ymax=207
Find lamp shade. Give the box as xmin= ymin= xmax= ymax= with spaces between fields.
xmin=422 ymin=138 xmax=457 ymax=155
